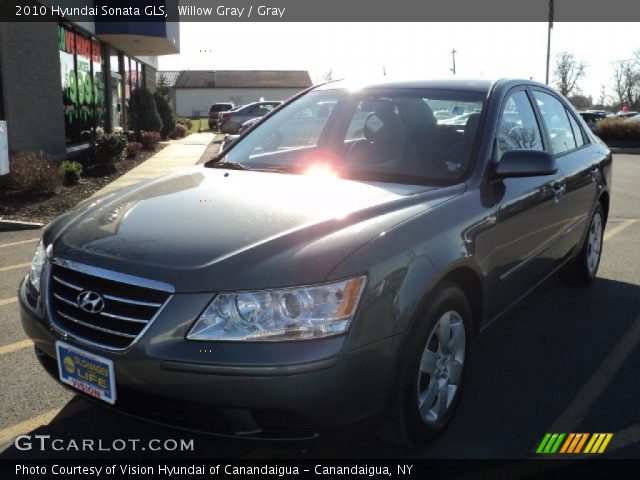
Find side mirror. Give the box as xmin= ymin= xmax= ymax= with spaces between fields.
xmin=495 ymin=150 xmax=558 ymax=178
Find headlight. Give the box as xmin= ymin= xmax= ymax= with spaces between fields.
xmin=187 ymin=275 xmax=366 ymax=342
xmin=29 ymin=239 xmax=46 ymax=293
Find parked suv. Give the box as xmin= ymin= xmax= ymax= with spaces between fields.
xmin=208 ymin=102 xmax=234 ymax=130
xmin=20 ymin=78 xmax=611 ymax=446
xmin=218 ymin=101 xmax=282 ymax=134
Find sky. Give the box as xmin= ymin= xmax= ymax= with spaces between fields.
xmin=158 ymin=22 xmax=640 ymax=102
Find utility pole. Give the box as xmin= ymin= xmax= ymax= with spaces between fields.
xmin=450 ymin=48 xmax=457 ymax=75
xmin=545 ymin=0 xmax=554 ymax=84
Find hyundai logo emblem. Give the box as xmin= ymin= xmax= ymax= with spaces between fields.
xmin=77 ymin=290 xmax=105 ymax=314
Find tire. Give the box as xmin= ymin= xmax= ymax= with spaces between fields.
xmin=561 ymin=203 xmax=604 ymax=286
xmin=378 ymin=283 xmax=472 ymax=447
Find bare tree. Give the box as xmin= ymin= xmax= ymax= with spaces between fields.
xmin=612 ymin=61 xmax=640 ymax=110
xmin=553 ymin=52 xmax=586 ymax=97
xmin=612 ymin=64 xmax=627 ymax=107
xmin=156 ymin=73 xmax=172 ymax=101
xmin=597 ymin=85 xmax=607 ymax=108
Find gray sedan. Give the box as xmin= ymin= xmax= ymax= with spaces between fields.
xmin=218 ymin=101 xmax=281 ymax=134
xmin=20 ymin=78 xmax=611 ymax=447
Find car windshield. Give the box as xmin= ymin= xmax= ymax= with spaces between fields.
xmin=215 ymin=87 xmax=486 ymax=185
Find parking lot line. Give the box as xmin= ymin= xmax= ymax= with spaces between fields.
xmin=0 ymin=409 xmax=60 ymax=446
xmin=548 ymin=313 xmax=640 ymax=434
xmin=0 ymin=297 xmax=17 ymax=307
xmin=604 ymin=219 xmax=637 ymax=242
xmin=0 ymin=262 xmax=31 ymax=272
xmin=0 ymin=339 xmax=32 ymax=356
xmin=0 ymin=238 xmax=39 ymax=249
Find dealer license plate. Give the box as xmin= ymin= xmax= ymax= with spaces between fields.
xmin=56 ymin=341 xmax=116 ymax=405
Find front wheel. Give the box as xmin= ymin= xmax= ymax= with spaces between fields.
xmin=378 ymin=283 xmax=472 ymax=447
xmin=561 ymin=203 xmax=604 ymax=286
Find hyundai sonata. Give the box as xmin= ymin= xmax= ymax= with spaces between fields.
xmin=20 ymin=78 xmax=611 ymax=446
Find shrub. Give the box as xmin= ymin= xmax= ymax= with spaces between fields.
xmin=140 ymin=131 xmax=161 ymax=150
xmin=175 ymin=116 xmax=192 ymax=131
xmin=126 ymin=141 xmax=143 ymax=158
xmin=594 ymin=119 xmax=640 ymax=141
xmin=154 ymin=92 xmax=175 ymax=139
xmin=172 ymin=124 xmax=188 ymax=138
xmin=92 ymin=133 xmax=126 ymax=169
xmin=128 ymin=87 xmax=162 ymax=133
xmin=60 ymin=160 xmax=83 ymax=185
xmin=0 ymin=151 xmax=62 ymax=196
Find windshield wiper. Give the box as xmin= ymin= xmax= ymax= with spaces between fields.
xmin=252 ymin=166 xmax=292 ymax=174
xmin=207 ymin=162 xmax=294 ymax=174
xmin=206 ymin=161 xmax=249 ymax=170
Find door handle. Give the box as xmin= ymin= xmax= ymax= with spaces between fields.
xmin=553 ymin=183 xmax=566 ymax=203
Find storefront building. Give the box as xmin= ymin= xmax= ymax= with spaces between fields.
xmin=0 ymin=17 xmax=178 ymax=163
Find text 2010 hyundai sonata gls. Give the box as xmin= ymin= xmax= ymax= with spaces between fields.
xmin=20 ymin=78 xmax=611 ymax=446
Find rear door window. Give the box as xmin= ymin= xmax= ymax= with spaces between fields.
xmin=496 ymin=90 xmax=544 ymax=160
xmin=567 ymin=109 xmax=585 ymax=147
xmin=533 ymin=91 xmax=578 ymax=155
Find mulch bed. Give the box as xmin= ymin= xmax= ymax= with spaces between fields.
xmin=0 ymin=146 xmax=165 ymax=224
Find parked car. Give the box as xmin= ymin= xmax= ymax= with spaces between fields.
xmin=218 ymin=101 xmax=282 ymax=134
xmin=585 ymin=109 xmax=608 ymax=116
xmin=207 ymin=103 xmax=234 ymax=130
xmin=608 ymin=111 xmax=639 ymax=119
xmin=218 ymin=118 xmax=262 ymax=153
xmin=628 ymin=114 xmax=640 ymax=122
xmin=238 ymin=116 xmax=261 ymax=134
xmin=579 ymin=111 xmax=607 ymax=131
xmin=219 ymin=133 xmax=240 ymax=152
xmin=20 ymin=78 xmax=611 ymax=447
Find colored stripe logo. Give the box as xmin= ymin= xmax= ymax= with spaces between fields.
xmin=536 ymin=433 xmax=613 ymax=454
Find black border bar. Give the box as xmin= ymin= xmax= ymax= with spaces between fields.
xmin=2 ymin=0 xmax=640 ymax=22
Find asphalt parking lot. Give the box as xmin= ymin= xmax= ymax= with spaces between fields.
xmin=1 ymin=154 xmax=639 ymax=459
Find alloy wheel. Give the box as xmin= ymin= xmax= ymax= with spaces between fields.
xmin=587 ymin=212 xmax=603 ymax=275
xmin=417 ymin=310 xmax=466 ymax=424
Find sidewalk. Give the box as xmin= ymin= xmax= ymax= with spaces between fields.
xmin=93 ymin=132 xmax=217 ymax=197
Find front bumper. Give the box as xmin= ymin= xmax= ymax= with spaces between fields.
xmin=19 ymin=277 xmax=398 ymax=440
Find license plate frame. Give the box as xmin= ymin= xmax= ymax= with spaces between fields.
xmin=55 ymin=340 xmax=116 ymax=405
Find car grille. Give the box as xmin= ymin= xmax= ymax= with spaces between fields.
xmin=48 ymin=263 xmax=170 ymax=350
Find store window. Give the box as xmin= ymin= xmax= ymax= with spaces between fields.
xmin=58 ymin=24 xmax=106 ymax=144
xmin=109 ymin=47 xmax=124 ymax=131
xmin=92 ymin=40 xmax=106 ymax=133
xmin=123 ymin=56 xmax=145 ymax=129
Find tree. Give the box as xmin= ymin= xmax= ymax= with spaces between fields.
xmin=156 ymin=73 xmax=173 ymax=102
xmin=553 ymin=52 xmax=586 ymax=97
xmin=597 ymin=85 xmax=607 ymax=108
xmin=153 ymin=91 xmax=175 ymax=139
xmin=568 ymin=94 xmax=593 ymax=111
xmin=612 ymin=61 xmax=640 ymax=110
xmin=128 ymin=87 xmax=162 ymax=133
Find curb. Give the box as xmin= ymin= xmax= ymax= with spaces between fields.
xmin=0 ymin=220 xmax=44 ymax=232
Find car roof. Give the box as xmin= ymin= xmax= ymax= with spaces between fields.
xmin=315 ymin=77 xmax=561 ymax=94
xmin=241 ymin=101 xmax=281 ymax=107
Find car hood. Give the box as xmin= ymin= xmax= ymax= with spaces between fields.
xmin=48 ymin=167 xmax=460 ymax=292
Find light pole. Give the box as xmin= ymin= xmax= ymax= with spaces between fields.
xmin=545 ymin=0 xmax=554 ymax=85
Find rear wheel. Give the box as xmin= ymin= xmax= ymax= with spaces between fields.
xmin=561 ymin=203 xmax=604 ymax=286
xmin=379 ymin=283 xmax=472 ymax=447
